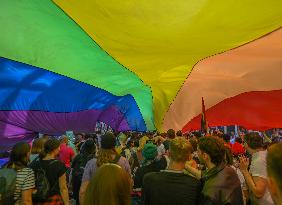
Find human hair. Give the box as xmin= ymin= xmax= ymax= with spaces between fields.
xmin=169 ymin=137 xmax=192 ymax=162
xmin=60 ymin=135 xmax=68 ymax=145
xmin=224 ymin=147 xmax=233 ymax=166
xmin=40 ymin=138 xmax=60 ymax=158
xmin=244 ymin=132 xmax=263 ymax=149
xmin=80 ymin=139 xmax=96 ymax=155
xmin=96 ymin=148 xmax=117 ymax=167
xmin=267 ymin=143 xmax=282 ymax=192
xmin=31 ymin=138 xmax=46 ymax=154
xmin=189 ymin=139 xmax=198 ymax=153
xmin=222 ymin=134 xmax=231 ymax=143
xmin=176 ymin=130 xmax=182 ymax=137
xmin=42 ymin=134 xmax=49 ymax=140
xmin=192 ymin=131 xmax=202 ymax=139
xmin=198 ymin=136 xmax=225 ymax=166
xmin=118 ymin=133 xmax=127 ymax=145
xmin=235 ymin=137 xmax=243 ymax=144
xmin=7 ymin=142 xmax=30 ymax=170
xmin=167 ymin=129 xmax=175 ymax=139
xmin=83 ymin=164 xmax=131 ymax=205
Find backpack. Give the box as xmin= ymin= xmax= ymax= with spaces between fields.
xmin=32 ymin=160 xmax=58 ymax=202
xmin=71 ymin=154 xmax=90 ymax=179
xmin=71 ymin=154 xmax=94 ymax=201
xmin=0 ymin=168 xmax=17 ymax=205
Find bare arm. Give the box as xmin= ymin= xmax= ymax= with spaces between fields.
xmin=79 ymin=180 xmax=89 ymax=205
xmin=59 ymin=173 xmax=69 ymax=205
xmin=21 ymin=189 xmax=33 ymax=205
xmin=241 ymin=171 xmax=267 ymax=198
xmin=239 ymin=156 xmax=267 ymax=198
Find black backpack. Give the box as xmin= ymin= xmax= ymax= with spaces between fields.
xmin=71 ymin=154 xmax=90 ymax=179
xmin=0 ymin=168 xmax=17 ymax=205
xmin=32 ymin=160 xmax=57 ymax=202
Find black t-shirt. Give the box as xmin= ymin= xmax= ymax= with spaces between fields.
xmin=134 ymin=158 xmax=167 ymax=188
xmin=30 ymin=159 xmax=67 ymax=196
xmin=142 ymin=170 xmax=201 ymax=205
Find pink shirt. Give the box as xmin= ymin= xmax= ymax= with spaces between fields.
xmin=59 ymin=143 xmax=75 ymax=168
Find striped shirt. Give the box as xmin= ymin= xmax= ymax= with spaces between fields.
xmin=14 ymin=167 xmax=35 ymax=204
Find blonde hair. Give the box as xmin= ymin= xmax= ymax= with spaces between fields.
xmin=31 ymin=138 xmax=46 ymax=154
xmin=169 ymin=137 xmax=192 ymax=162
xmin=83 ymin=164 xmax=132 ymax=205
xmin=138 ymin=135 xmax=149 ymax=151
xmin=96 ymin=148 xmax=117 ymax=167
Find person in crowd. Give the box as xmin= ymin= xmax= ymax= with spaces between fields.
xmin=142 ymin=137 xmax=201 ymax=205
xmin=116 ymin=133 xmax=128 ymax=155
xmin=79 ymin=133 xmax=131 ymax=204
xmin=222 ymin=134 xmax=232 ymax=148
xmin=154 ymin=136 xmax=166 ymax=160
xmin=5 ymin=142 xmax=35 ymax=205
xmin=239 ymin=132 xmax=273 ymax=205
xmin=176 ymin=130 xmax=182 ymax=137
xmin=133 ymin=142 xmax=166 ymax=189
xmin=225 ymin=147 xmax=248 ymax=204
xmin=41 ymin=134 xmax=49 ymax=141
xmin=185 ymin=136 xmax=244 ymax=205
xmin=59 ymin=135 xmax=75 ymax=169
xmin=83 ymin=163 xmax=132 ymax=205
xmin=136 ymin=134 xmax=149 ymax=162
xmin=162 ymin=129 xmax=176 ymax=152
xmin=267 ymin=142 xmax=282 ymax=205
xmin=71 ymin=139 xmax=96 ymax=205
xmin=189 ymin=138 xmax=200 ymax=166
xmin=30 ymin=138 xmax=69 ymax=205
xmin=30 ymin=138 xmax=46 ymax=163
xmin=75 ymin=133 xmax=85 ymax=152
xmin=120 ymin=139 xmax=138 ymax=171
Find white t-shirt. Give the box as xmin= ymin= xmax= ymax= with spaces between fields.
xmin=157 ymin=144 xmax=165 ymax=159
xmin=249 ymin=150 xmax=273 ymax=205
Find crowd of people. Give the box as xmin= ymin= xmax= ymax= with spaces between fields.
xmin=0 ymin=128 xmax=282 ymax=205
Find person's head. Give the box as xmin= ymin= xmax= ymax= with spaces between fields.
xmin=40 ymin=138 xmax=61 ymax=158
xmin=222 ymin=134 xmax=231 ymax=143
xmin=138 ymin=135 xmax=149 ymax=151
xmin=142 ymin=143 xmax=158 ymax=161
xmin=97 ymin=133 xmax=117 ymax=167
xmin=60 ymin=135 xmax=69 ymax=145
xmin=244 ymin=132 xmax=264 ymax=154
xmin=235 ymin=137 xmax=243 ymax=144
xmin=197 ymin=136 xmax=225 ymax=168
xmin=189 ymin=139 xmax=198 ymax=153
xmin=31 ymin=138 xmax=46 ymax=155
xmin=167 ymin=129 xmax=176 ymax=139
xmin=83 ymin=164 xmax=132 ymax=205
xmin=267 ymin=143 xmax=282 ymax=204
xmin=169 ymin=137 xmax=192 ymax=163
xmin=126 ymin=140 xmax=134 ymax=149
xmin=76 ymin=133 xmax=84 ymax=142
xmin=176 ymin=130 xmax=182 ymax=137
xmin=7 ymin=142 xmax=31 ymax=170
xmin=193 ymin=131 xmax=202 ymax=139
xmin=118 ymin=133 xmax=127 ymax=146
xmin=80 ymin=138 xmax=96 ymax=156
xmin=42 ymin=134 xmax=49 ymax=140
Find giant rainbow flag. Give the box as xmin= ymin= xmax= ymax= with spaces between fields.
xmin=0 ymin=0 xmax=281 ymax=149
